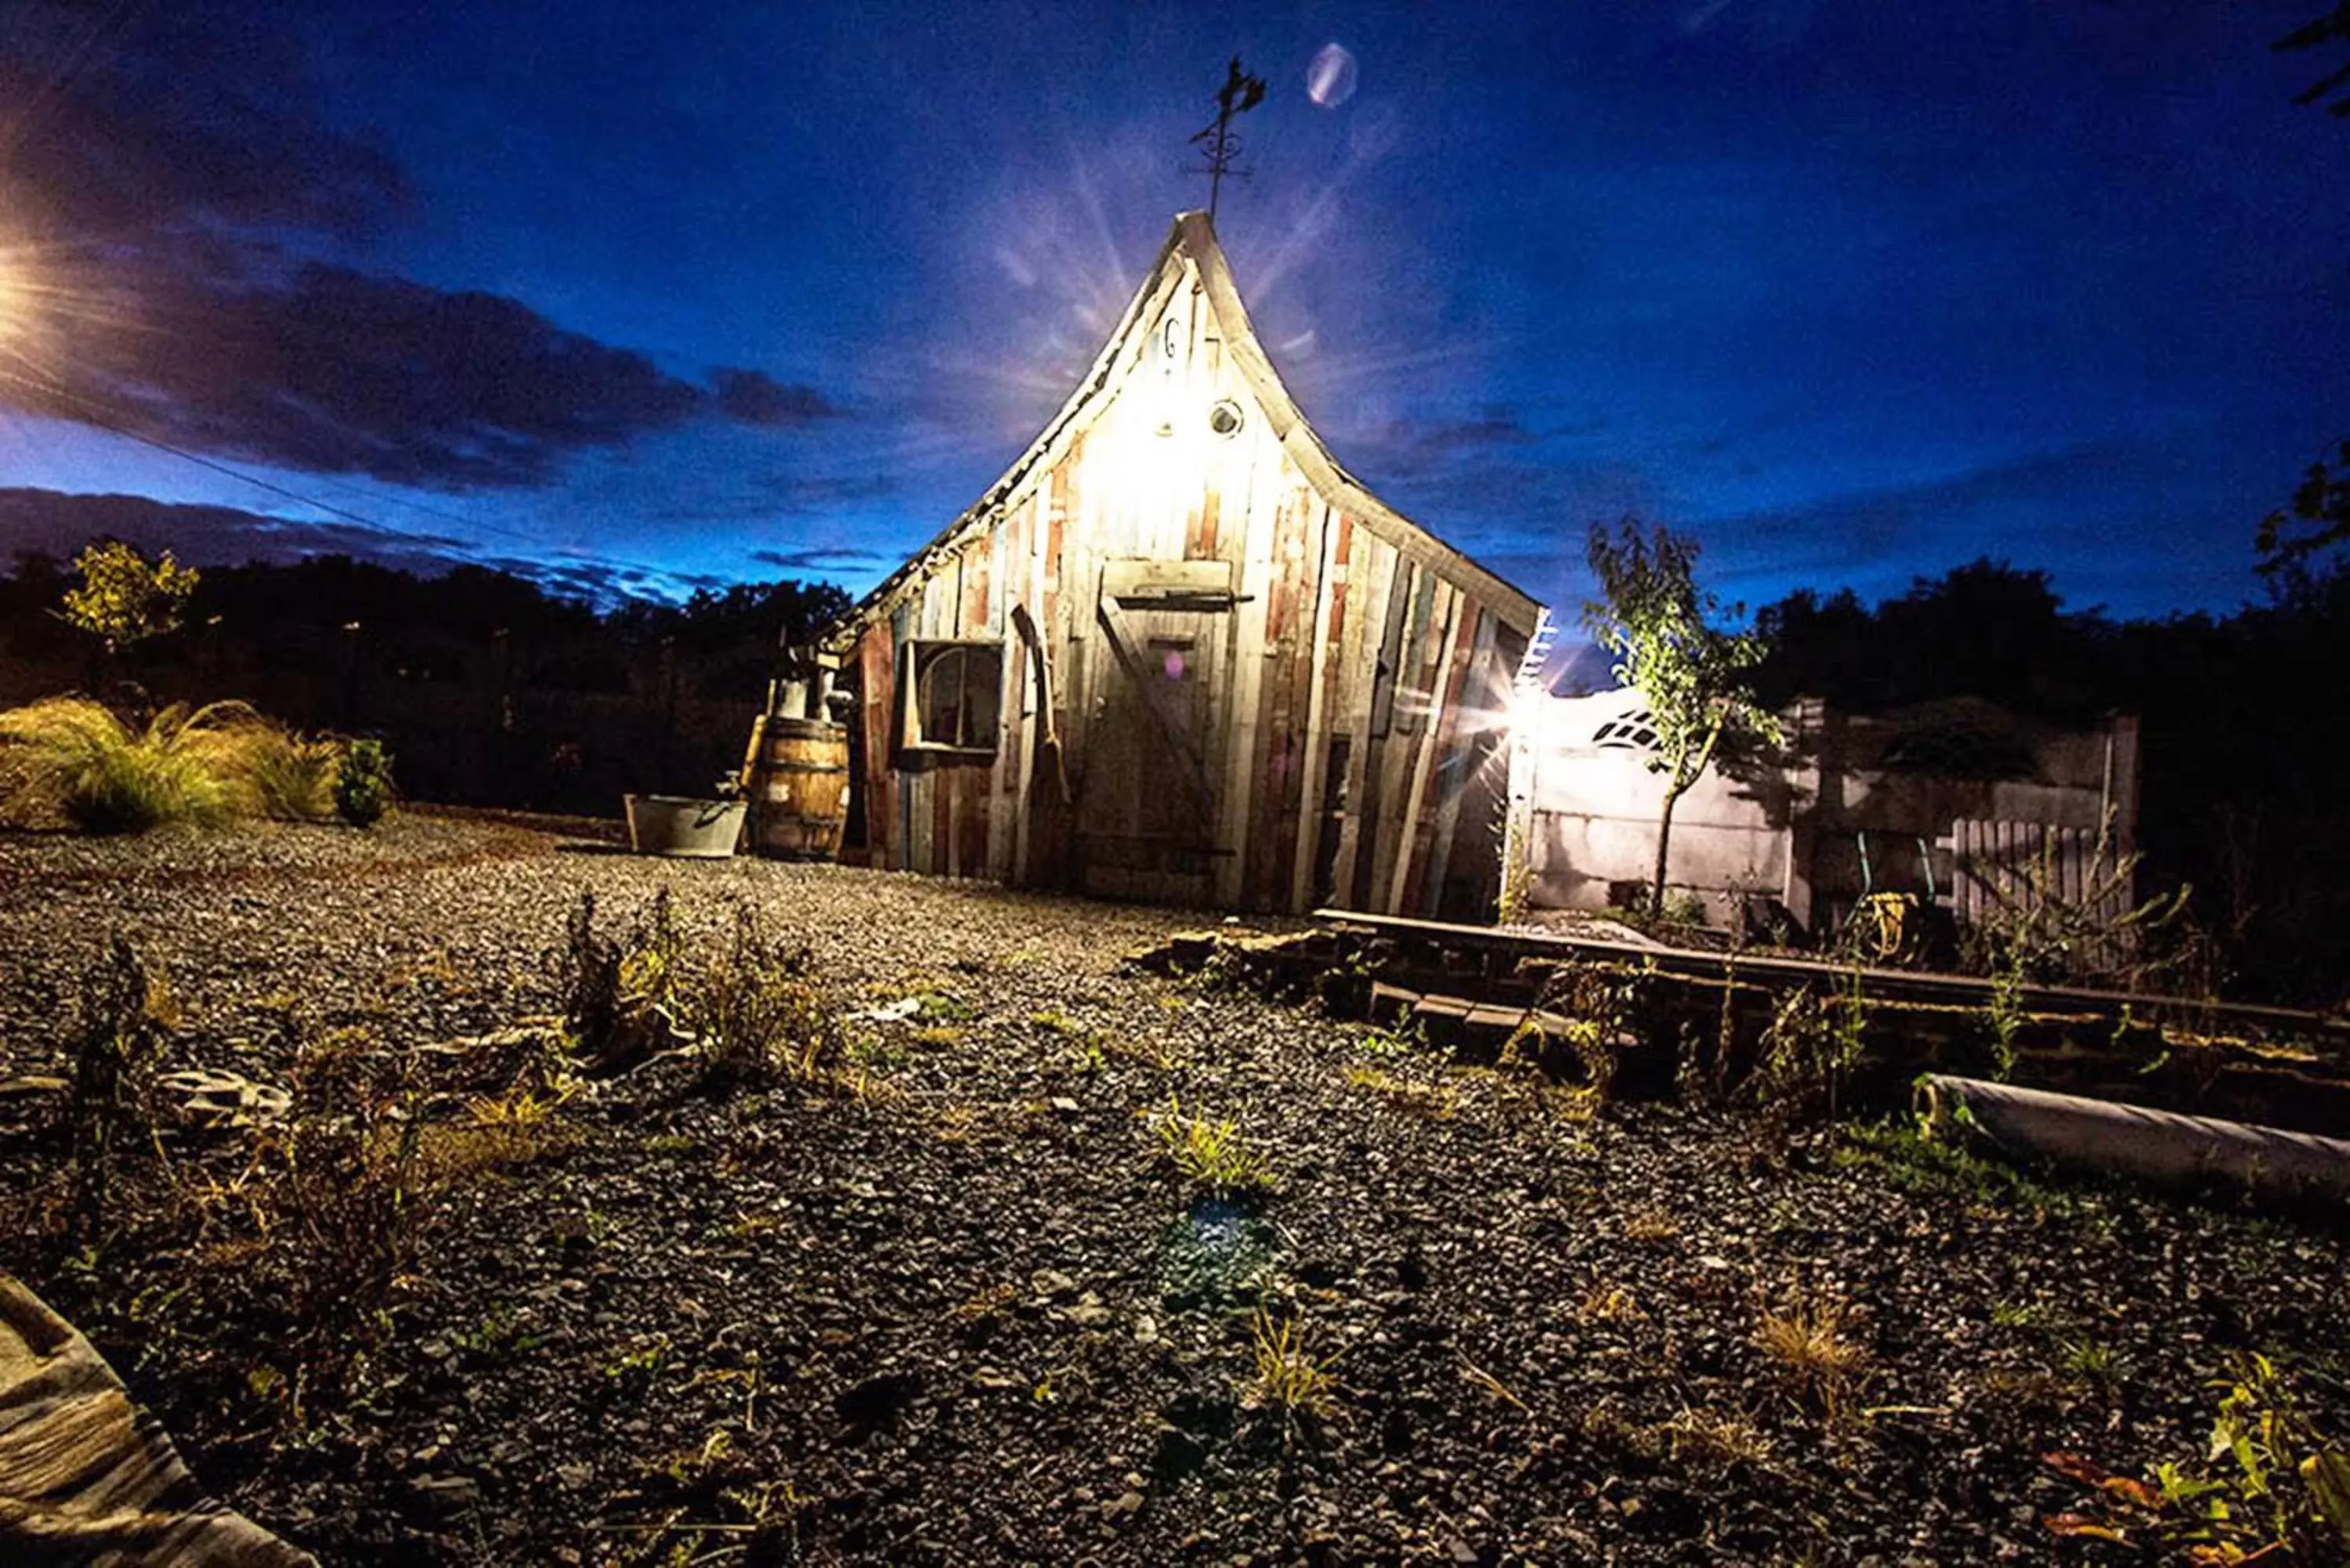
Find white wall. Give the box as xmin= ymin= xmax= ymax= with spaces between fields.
xmin=1506 ymin=687 xmax=2133 ymax=931
xmin=1509 ymin=690 xmax=1798 ymax=923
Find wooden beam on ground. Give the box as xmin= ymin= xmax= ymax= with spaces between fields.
xmin=1311 ymin=907 xmax=2350 ymax=1049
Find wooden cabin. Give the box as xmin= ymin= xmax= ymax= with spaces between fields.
xmin=822 ymin=211 xmax=1545 ymax=918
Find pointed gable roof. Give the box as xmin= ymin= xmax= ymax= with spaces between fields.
xmin=827 ymin=211 xmax=1542 ymax=649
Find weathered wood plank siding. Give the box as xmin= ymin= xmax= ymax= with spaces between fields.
xmin=831 ymin=215 xmax=1539 ymax=919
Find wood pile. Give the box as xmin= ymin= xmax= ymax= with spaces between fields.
xmin=1127 ymin=913 xmax=2350 ymax=1136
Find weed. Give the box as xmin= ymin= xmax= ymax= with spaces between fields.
xmin=262 ymin=1025 xmax=426 ymax=1378
xmin=643 ymin=1132 xmax=700 ymax=1157
xmin=2060 ymin=1335 xmax=2122 ymax=1394
xmin=452 ymin=1301 xmax=537 ymax=1357
xmin=1534 ymin=959 xmax=1645 ymax=1097
xmin=654 ymin=1427 xmax=736 ymax=1487
xmin=1837 ymin=1115 xmax=2076 ymax=1216
xmin=1664 ymin=1404 xmax=1773 ymax=1469
xmin=682 ymin=906 xmax=841 ymax=1088
xmin=912 ymin=1024 xmax=964 ymax=1048
xmin=1029 ymin=1010 xmax=1082 ymax=1035
xmin=606 ymin=1334 xmax=672 ymax=1398
xmin=1152 ymin=1097 xmax=1274 ymax=1196
xmin=1752 ymin=964 xmax=1868 ymax=1124
xmin=1343 ymin=1064 xmax=1459 ymax=1118
xmin=559 ymin=891 xmax=628 ymax=1059
xmin=2041 ymin=1353 xmax=2350 ymax=1562
xmin=63 ymin=933 xmax=175 ymax=1243
xmin=1238 ymin=1302 xmax=1343 ymax=1440
xmin=1578 ymin=1283 xmax=1643 ymax=1322
xmin=414 ymin=1082 xmax=576 ymax=1185
xmin=1355 ymin=1019 xmax=1423 ymax=1058
xmin=1755 ymin=1284 xmax=1870 ymax=1421
xmin=1961 ymin=807 xmax=2189 ymax=992
xmin=618 ymin=887 xmax=686 ymax=1013
xmin=1990 ymin=1299 xmax=2047 ymax=1330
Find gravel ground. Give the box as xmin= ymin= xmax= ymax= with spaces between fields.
xmin=2 ymin=814 xmax=2347 ymax=1567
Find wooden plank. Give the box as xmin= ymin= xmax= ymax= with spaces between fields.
xmin=1363 ymin=559 xmax=1430 ymax=910
xmin=1288 ymin=505 xmax=1347 ymax=912
xmin=986 ymin=516 xmax=1017 ymax=883
xmin=1011 ymin=482 xmax=1046 ymax=883
xmin=1213 ymin=433 xmax=1274 ymax=906
xmin=1414 ymin=602 xmax=1492 ymax=916
xmin=1318 ymin=906 xmax=2350 ymax=1043
xmin=1326 ymin=533 xmax=1394 ymax=909
xmin=1245 ymin=477 xmax=1313 ymax=906
xmin=1388 ymin=582 xmax=1462 ymax=914
xmin=859 ymin=625 xmax=895 ymax=868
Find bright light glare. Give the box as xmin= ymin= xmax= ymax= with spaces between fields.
xmin=1307 ymin=44 xmax=1358 ymax=109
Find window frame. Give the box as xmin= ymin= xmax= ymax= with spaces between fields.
xmin=898 ymin=637 xmax=1007 ymax=760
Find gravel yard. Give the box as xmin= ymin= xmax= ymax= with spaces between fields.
xmin=2 ymin=815 xmax=2347 ymax=1566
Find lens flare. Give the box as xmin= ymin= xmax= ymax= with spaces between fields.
xmin=1307 ymin=43 xmax=1358 ymax=109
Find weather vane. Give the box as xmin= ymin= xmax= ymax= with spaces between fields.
xmin=1191 ymin=57 xmax=1267 ymax=222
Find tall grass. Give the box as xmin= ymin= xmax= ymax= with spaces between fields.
xmin=0 ymin=697 xmax=250 ymax=833
xmin=0 ymin=697 xmax=356 ymax=832
xmin=222 ymin=721 xmax=344 ymax=822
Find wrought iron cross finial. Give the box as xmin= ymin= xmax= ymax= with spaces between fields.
xmin=1190 ymin=56 xmax=1267 ymax=222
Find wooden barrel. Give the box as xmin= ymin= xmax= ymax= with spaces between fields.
xmin=744 ymin=716 xmax=850 ymax=860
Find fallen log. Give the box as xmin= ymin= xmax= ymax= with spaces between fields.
xmin=1917 ymin=1075 xmax=2350 ymax=1204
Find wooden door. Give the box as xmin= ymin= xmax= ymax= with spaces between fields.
xmin=1076 ymin=559 xmax=1236 ymax=902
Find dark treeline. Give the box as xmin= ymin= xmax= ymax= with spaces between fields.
xmin=1751 ymin=558 xmax=2350 ymax=1005
xmin=0 ymin=551 xmax=850 ymax=695
xmin=0 ymin=550 xmax=852 ymax=815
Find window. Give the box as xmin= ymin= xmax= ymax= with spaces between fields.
xmin=904 ymin=640 xmax=1003 ymax=755
xmin=1593 ymin=708 xmax=1661 ymax=752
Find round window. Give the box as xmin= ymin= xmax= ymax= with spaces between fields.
xmin=1207 ymin=399 xmax=1245 ymax=438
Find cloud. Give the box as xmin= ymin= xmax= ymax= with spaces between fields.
xmin=0 ymin=5 xmax=841 ymax=491
xmin=0 ymin=486 xmax=714 ymax=606
xmin=751 ymin=547 xmax=889 ymax=574
xmin=0 ymin=486 xmax=475 ymax=576
xmin=711 ymin=370 xmax=842 ymax=428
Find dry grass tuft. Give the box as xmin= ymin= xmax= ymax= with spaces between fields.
xmin=1755 ymin=1285 xmax=1871 ymax=1419
xmin=1240 ymin=1303 xmax=1343 ymax=1435
xmin=1664 ymin=1404 xmax=1774 ymax=1468
xmin=1578 ymin=1283 xmax=1643 ymax=1322
xmin=1344 ymin=1064 xmax=1459 ymax=1118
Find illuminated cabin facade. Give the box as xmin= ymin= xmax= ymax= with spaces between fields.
xmin=822 ymin=211 xmax=1543 ymax=917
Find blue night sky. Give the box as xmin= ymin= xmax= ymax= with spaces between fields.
xmin=1 ymin=1 xmax=2344 ymax=620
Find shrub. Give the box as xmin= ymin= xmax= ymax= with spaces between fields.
xmin=0 ymin=696 xmax=249 ymax=833
xmin=334 ymin=738 xmax=394 ymax=827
